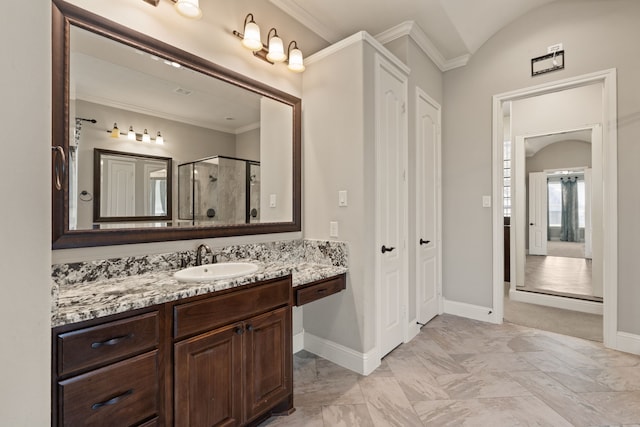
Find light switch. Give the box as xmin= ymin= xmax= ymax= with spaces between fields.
xmin=482 ymin=195 xmax=492 ymax=208
xmin=338 ymin=190 xmax=348 ymax=207
xmin=269 ymin=194 xmax=277 ymax=208
xmin=329 ymin=221 xmax=339 ymax=237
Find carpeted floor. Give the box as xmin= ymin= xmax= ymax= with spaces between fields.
xmin=503 ymin=282 xmax=603 ymax=342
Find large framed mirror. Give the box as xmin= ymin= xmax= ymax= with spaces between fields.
xmin=52 ymin=0 xmax=301 ymax=248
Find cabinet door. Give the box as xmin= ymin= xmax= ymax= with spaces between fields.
xmin=243 ymin=306 xmax=292 ymax=422
xmin=174 ymin=323 xmax=243 ymax=427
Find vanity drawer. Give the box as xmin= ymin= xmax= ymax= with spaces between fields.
xmin=295 ymin=274 xmax=346 ymax=306
xmin=57 ymin=312 xmax=159 ymax=376
xmin=174 ymin=277 xmax=291 ymax=340
xmin=57 ymin=351 xmax=159 ymax=427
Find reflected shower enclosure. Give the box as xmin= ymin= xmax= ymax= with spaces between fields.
xmin=178 ymin=156 xmax=260 ymax=225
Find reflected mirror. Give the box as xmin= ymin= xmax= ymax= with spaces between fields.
xmin=52 ymin=0 xmax=301 ymax=248
xmin=93 ymin=149 xmax=172 ymax=224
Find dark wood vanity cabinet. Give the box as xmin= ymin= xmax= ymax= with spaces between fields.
xmin=52 ymin=276 xmax=294 ymax=426
xmin=173 ymin=277 xmax=293 ymax=426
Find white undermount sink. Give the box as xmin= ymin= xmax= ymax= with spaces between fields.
xmin=173 ymin=262 xmax=259 ymax=282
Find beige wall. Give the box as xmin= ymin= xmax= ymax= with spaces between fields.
xmin=442 ymin=0 xmax=640 ymax=334
xmin=0 ymin=2 xmax=51 ymax=425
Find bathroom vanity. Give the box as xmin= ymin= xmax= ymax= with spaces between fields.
xmin=51 ymin=241 xmax=348 ymax=426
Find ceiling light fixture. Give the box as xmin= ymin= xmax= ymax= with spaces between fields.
xmin=232 ymin=13 xmax=305 ymax=72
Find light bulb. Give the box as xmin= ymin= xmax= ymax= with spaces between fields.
xmin=155 ymin=131 xmax=164 ymax=145
xmin=142 ymin=129 xmax=151 ymax=143
xmin=110 ymin=123 xmax=119 ymax=138
xmin=242 ymin=19 xmax=262 ymax=51
xmin=127 ymin=126 xmax=136 ymax=140
xmin=267 ymin=33 xmax=286 ymax=63
xmin=174 ymin=0 xmax=202 ymax=19
xmin=287 ymin=46 xmax=305 ymax=72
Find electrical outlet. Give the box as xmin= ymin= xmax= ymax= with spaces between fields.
xmin=329 ymin=221 xmax=339 ymax=237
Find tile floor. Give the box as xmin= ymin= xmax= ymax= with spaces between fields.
xmin=260 ymin=314 xmax=640 ymax=427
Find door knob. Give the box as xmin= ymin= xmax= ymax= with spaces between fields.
xmin=419 ymin=239 xmax=430 ymax=245
xmin=530 ymin=223 xmax=534 ymax=226
xmin=381 ymin=245 xmax=395 ymax=254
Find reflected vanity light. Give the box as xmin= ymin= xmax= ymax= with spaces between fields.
xmin=142 ymin=0 xmax=202 ymax=20
xmin=232 ymin=13 xmax=305 ymax=72
xmin=108 ymin=124 xmax=166 ymax=144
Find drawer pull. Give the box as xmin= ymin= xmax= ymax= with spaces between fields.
xmin=316 ymin=288 xmax=327 ymax=294
xmin=91 ymin=389 xmax=134 ymax=410
xmin=91 ymin=334 xmax=133 ymax=349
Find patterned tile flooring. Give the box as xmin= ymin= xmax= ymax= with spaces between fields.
xmin=260 ymin=314 xmax=640 ymax=426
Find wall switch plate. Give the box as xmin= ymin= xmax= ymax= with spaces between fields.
xmin=329 ymin=221 xmax=339 ymax=237
xmin=482 ymin=195 xmax=492 ymax=208
xmin=338 ymin=190 xmax=348 ymax=207
xmin=269 ymin=194 xmax=277 ymax=208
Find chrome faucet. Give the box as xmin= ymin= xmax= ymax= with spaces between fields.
xmin=195 ymin=243 xmax=213 ymax=266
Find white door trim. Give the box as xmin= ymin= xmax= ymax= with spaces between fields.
xmin=492 ymin=69 xmax=618 ymax=349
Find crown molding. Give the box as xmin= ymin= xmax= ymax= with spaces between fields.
xmin=375 ymin=21 xmax=469 ymax=72
xmin=269 ymin=0 xmax=341 ymax=43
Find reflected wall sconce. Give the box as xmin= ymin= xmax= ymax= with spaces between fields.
xmin=109 ymin=123 xmax=165 ymax=144
xmin=142 ymin=0 xmax=202 ymax=20
xmin=232 ymin=13 xmax=305 ymax=72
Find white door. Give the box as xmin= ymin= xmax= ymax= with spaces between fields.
xmin=104 ymin=158 xmax=135 ymax=217
xmin=415 ymin=88 xmax=440 ymax=324
xmin=528 ymin=172 xmax=547 ymax=256
xmin=584 ymin=167 xmax=593 ymax=259
xmin=375 ymin=54 xmax=408 ymax=358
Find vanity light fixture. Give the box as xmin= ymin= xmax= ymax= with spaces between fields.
xmin=142 ymin=129 xmax=151 ymax=143
xmin=110 ymin=123 xmax=120 ymax=138
xmin=266 ymin=29 xmax=286 ymax=63
xmin=287 ymin=41 xmax=305 ymax=73
xmin=155 ymin=131 xmax=164 ymax=145
xmin=232 ymin=14 xmax=305 ymax=72
xmin=128 ymin=126 xmax=136 ymax=140
xmin=142 ymin=0 xmax=202 ymax=20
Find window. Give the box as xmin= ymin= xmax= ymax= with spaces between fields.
xmin=503 ymin=140 xmax=511 ymax=217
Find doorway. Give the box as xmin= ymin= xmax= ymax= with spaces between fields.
xmin=491 ymin=69 xmax=618 ymax=348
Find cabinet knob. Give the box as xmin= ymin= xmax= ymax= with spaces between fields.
xmin=235 ymin=327 xmax=244 ymax=335
xmin=246 ymin=324 xmax=254 ymax=332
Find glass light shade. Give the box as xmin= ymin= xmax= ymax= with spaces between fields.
xmin=127 ymin=126 xmax=136 ymax=140
xmin=242 ymin=21 xmax=263 ymax=51
xmin=110 ymin=123 xmax=119 ymax=138
xmin=142 ymin=129 xmax=151 ymax=143
xmin=266 ymin=36 xmax=286 ymax=63
xmin=174 ymin=0 xmax=202 ymax=19
xmin=287 ymin=47 xmax=305 ymax=72
xmin=155 ymin=131 xmax=164 ymax=145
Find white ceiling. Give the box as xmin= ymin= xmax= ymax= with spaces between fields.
xmin=270 ymin=0 xmax=560 ymax=68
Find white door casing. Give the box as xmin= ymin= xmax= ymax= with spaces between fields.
xmin=528 ymin=171 xmax=548 ymax=256
xmin=375 ymin=53 xmax=408 ymax=358
xmin=415 ymin=87 xmax=441 ymax=325
xmin=584 ymin=167 xmax=593 ymax=259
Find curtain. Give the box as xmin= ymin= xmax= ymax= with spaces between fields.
xmin=560 ymin=177 xmax=579 ymax=242
xmin=159 ymin=179 xmax=167 ymax=214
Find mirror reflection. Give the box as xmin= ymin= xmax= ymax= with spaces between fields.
xmin=68 ymin=25 xmax=293 ymax=231
xmin=93 ymin=149 xmax=171 ymax=224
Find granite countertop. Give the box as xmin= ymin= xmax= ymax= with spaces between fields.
xmin=52 ymin=261 xmax=347 ymax=327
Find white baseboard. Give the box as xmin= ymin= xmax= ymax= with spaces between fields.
xmin=293 ymin=330 xmax=304 ymax=354
xmin=509 ymin=289 xmax=603 ymax=315
xmin=614 ymin=331 xmax=640 ymax=355
xmin=443 ymin=298 xmax=499 ymax=324
xmin=303 ymin=332 xmax=380 ymax=376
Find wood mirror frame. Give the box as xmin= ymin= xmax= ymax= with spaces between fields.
xmin=51 ymin=0 xmax=301 ymax=249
